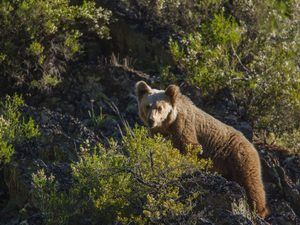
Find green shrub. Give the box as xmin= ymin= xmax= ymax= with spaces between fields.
xmin=32 ymin=169 xmax=73 ymax=225
xmin=32 ymin=126 xmax=211 ymax=224
xmin=0 ymin=94 xmax=39 ymax=164
xmin=169 ymin=12 xmax=243 ymax=95
xmin=239 ymin=41 xmax=300 ymax=135
xmin=275 ymin=130 xmax=300 ymax=155
xmin=164 ymin=1 xmax=300 ymax=140
xmin=0 ymin=0 xmax=111 ymax=90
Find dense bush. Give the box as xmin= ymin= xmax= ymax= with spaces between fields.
xmin=0 ymin=0 xmax=111 ymax=90
xmin=0 ymin=95 xmax=39 ymax=164
xmin=32 ymin=170 xmax=73 ymax=225
xmin=167 ymin=12 xmax=243 ymax=95
xmin=276 ymin=130 xmax=300 ymax=154
xmin=32 ymin=126 xmax=211 ymax=224
xmin=153 ymin=1 xmax=300 ymax=142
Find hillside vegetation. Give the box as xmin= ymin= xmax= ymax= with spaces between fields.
xmin=0 ymin=0 xmax=299 ymax=224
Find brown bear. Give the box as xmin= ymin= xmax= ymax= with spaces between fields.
xmin=135 ymin=81 xmax=268 ymax=218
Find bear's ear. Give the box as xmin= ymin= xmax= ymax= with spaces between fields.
xmin=165 ymin=85 xmax=180 ymax=106
xmin=135 ymin=81 xmax=152 ymax=100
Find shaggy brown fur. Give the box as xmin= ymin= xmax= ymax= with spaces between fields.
xmin=135 ymin=81 xmax=269 ymax=218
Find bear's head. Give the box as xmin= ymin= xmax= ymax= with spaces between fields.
xmin=135 ymin=81 xmax=180 ymax=129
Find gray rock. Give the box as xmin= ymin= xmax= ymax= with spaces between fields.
xmin=257 ymin=143 xmax=300 ymax=224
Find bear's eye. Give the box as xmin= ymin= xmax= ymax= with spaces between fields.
xmin=157 ymin=106 xmax=162 ymax=112
xmin=146 ymin=104 xmax=151 ymax=109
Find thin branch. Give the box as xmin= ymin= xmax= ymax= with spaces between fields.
xmin=110 ymin=53 xmax=151 ymax=80
xmin=231 ymin=44 xmax=251 ymax=74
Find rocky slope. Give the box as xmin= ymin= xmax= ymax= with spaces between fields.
xmin=0 ymin=67 xmax=299 ymax=224
xmin=0 ymin=3 xmax=299 ymax=224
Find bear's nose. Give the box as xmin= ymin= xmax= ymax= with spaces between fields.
xmin=148 ymin=119 xmax=155 ymax=127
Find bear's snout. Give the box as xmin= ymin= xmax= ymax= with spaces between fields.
xmin=148 ymin=118 xmax=155 ymax=127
